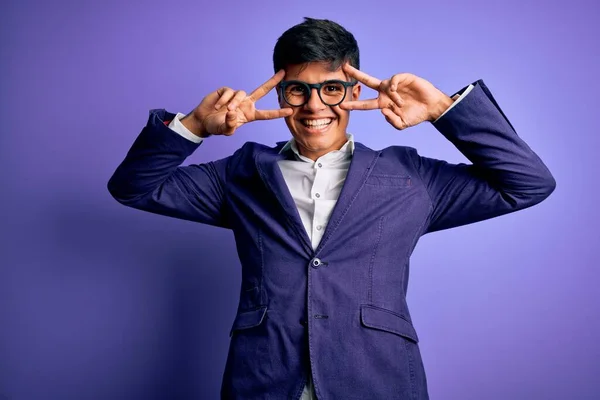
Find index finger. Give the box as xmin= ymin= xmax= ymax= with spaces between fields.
xmin=342 ymin=63 xmax=382 ymax=91
xmin=255 ymin=107 xmax=293 ymax=121
xmin=248 ymin=69 xmax=286 ymax=102
xmin=339 ymin=98 xmax=380 ymax=111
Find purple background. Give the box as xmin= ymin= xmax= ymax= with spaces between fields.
xmin=1 ymin=0 xmax=598 ymax=399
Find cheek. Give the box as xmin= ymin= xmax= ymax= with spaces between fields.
xmin=288 ymin=110 xmax=300 ymax=124
xmin=284 ymin=114 xmax=298 ymax=130
xmin=334 ymin=108 xmax=349 ymax=124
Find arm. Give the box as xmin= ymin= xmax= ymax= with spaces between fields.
xmin=107 ymin=109 xmax=231 ymax=228
xmin=411 ymin=80 xmax=556 ymax=233
xmin=107 ymin=71 xmax=292 ymax=228
xmin=339 ymin=64 xmax=555 ymax=233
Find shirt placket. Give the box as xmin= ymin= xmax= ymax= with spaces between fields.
xmin=310 ymin=159 xmax=328 ymax=250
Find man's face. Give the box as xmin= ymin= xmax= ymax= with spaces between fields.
xmin=278 ymin=61 xmax=361 ymax=160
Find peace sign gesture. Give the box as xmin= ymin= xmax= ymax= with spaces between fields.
xmin=339 ymin=64 xmax=453 ymax=130
xmin=183 ymin=70 xmax=293 ymax=137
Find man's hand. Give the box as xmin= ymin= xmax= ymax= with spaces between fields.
xmin=339 ymin=64 xmax=453 ymax=130
xmin=181 ymin=70 xmax=293 ymax=138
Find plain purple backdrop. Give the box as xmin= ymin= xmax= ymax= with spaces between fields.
xmin=1 ymin=0 xmax=598 ymax=399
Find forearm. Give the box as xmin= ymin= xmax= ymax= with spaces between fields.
xmin=413 ymin=80 xmax=555 ymax=233
xmin=107 ymin=108 xmax=230 ymax=227
xmin=433 ymin=80 xmax=555 ymax=203
xmin=107 ymin=109 xmax=201 ymax=203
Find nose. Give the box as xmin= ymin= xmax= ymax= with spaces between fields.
xmin=304 ymin=88 xmax=326 ymax=111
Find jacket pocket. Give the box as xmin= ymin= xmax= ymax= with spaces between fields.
xmin=229 ymin=306 xmax=268 ymax=337
xmin=365 ymin=174 xmax=412 ymax=187
xmin=360 ymin=304 xmax=419 ymax=343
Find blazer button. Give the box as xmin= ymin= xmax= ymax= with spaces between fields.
xmin=310 ymin=258 xmax=322 ymax=268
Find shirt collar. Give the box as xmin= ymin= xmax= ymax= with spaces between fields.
xmin=278 ymin=133 xmax=355 ymax=162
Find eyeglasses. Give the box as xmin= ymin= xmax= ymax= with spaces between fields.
xmin=279 ymin=80 xmax=357 ymax=107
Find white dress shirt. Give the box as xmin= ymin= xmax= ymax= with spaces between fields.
xmin=167 ymin=85 xmax=472 ymax=399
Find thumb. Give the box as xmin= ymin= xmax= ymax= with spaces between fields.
xmin=221 ymin=110 xmax=238 ymax=135
xmin=226 ymin=110 xmax=237 ymax=123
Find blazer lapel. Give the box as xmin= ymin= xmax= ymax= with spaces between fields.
xmin=315 ymin=142 xmax=381 ymax=255
xmin=255 ymin=147 xmax=313 ymax=255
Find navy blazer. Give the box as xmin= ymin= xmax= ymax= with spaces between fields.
xmin=108 ymin=80 xmax=555 ymax=399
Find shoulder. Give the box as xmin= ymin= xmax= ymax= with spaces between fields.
xmin=221 ymin=140 xmax=285 ymax=173
xmin=356 ymin=141 xmax=421 ymax=166
xmin=229 ymin=140 xmax=285 ymax=160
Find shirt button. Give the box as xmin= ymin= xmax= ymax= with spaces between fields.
xmin=311 ymin=258 xmax=322 ymax=268
xmin=317 ymin=163 xmax=323 ymax=168
xmin=315 ymin=193 xmax=320 ymax=198
xmin=316 ymin=225 xmax=322 ymax=231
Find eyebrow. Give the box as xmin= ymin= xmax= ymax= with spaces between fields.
xmin=282 ymin=79 xmax=348 ymax=83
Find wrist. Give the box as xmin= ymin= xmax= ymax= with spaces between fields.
xmin=181 ymin=114 xmax=210 ymax=138
xmin=428 ymin=93 xmax=454 ymax=122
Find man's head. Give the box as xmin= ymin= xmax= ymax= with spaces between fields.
xmin=273 ymin=18 xmax=361 ymax=160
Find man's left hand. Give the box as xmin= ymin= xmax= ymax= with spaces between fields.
xmin=340 ymin=63 xmax=454 ymax=129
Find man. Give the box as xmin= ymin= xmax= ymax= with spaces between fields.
xmin=108 ymin=17 xmax=555 ymax=400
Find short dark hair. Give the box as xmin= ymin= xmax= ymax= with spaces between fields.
xmin=273 ymin=17 xmax=360 ymax=73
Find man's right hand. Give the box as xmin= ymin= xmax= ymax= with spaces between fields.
xmin=181 ymin=69 xmax=293 ymax=138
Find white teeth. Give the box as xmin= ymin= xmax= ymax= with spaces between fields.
xmin=302 ymin=118 xmax=332 ymax=127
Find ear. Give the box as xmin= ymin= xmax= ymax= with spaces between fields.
xmin=351 ymin=83 xmax=361 ymax=101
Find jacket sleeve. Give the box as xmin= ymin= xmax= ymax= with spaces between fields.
xmin=409 ymin=80 xmax=556 ymax=234
xmin=107 ymin=109 xmax=231 ymax=229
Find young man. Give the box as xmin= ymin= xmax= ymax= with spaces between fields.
xmin=108 ymin=17 xmax=555 ymax=400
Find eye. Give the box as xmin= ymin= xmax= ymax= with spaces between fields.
xmin=324 ymin=84 xmax=343 ymax=93
xmin=287 ymin=84 xmax=306 ymax=94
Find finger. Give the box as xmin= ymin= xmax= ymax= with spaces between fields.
xmin=388 ymin=73 xmax=411 ymax=92
xmin=339 ymin=98 xmax=379 ymax=111
xmin=379 ymin=77 xmax=404 ymax=108
xmin=214 ymin=87 xmax=235 ymax=110
xmin=381 ymin=107 xmax=407 ymax=130
xmin=342 ymin=63 xmax=382 ymax=90
xmin=227 ymin=90 xmax=247 ymax=111
xmin=220 ymin=110 xmax=238 ymax=135
xmin=388 ymin=91 xmax=404 ymax=108
xmin=254 ymin=107 xmax=293 ymax=120
xmin=248 ymin=69 xmax=286 ymax=103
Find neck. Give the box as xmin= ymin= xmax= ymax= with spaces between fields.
xmin=297 ymin=138 xmax=348 ymax=161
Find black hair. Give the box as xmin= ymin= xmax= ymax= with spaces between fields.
xmin=273 ymin=17 xmax=360 ymax=73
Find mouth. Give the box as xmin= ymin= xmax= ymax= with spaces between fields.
xmin=299 ymin=118 xmax=335 ymax=133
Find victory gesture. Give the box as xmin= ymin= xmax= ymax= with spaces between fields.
xmin=340 ymin=64 xmax=454 ymax=130
xmin=182 ymin=70 xmax=293 ymax=138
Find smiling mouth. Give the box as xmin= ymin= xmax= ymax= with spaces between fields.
xmin=301 ymin=118 xmax=334 ymax=128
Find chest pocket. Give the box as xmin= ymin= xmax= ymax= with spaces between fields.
xmin=365 ymin=174 xmax=412 ymax=187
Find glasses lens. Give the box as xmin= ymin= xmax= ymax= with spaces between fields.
xmin=283 ymin=83 xmax=308 ymax=106
xmin=320 ymin=82 xmax=346 ymax=105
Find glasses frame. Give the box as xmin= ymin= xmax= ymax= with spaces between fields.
xmin=278 ymin=79 xmax=358 ymax=107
